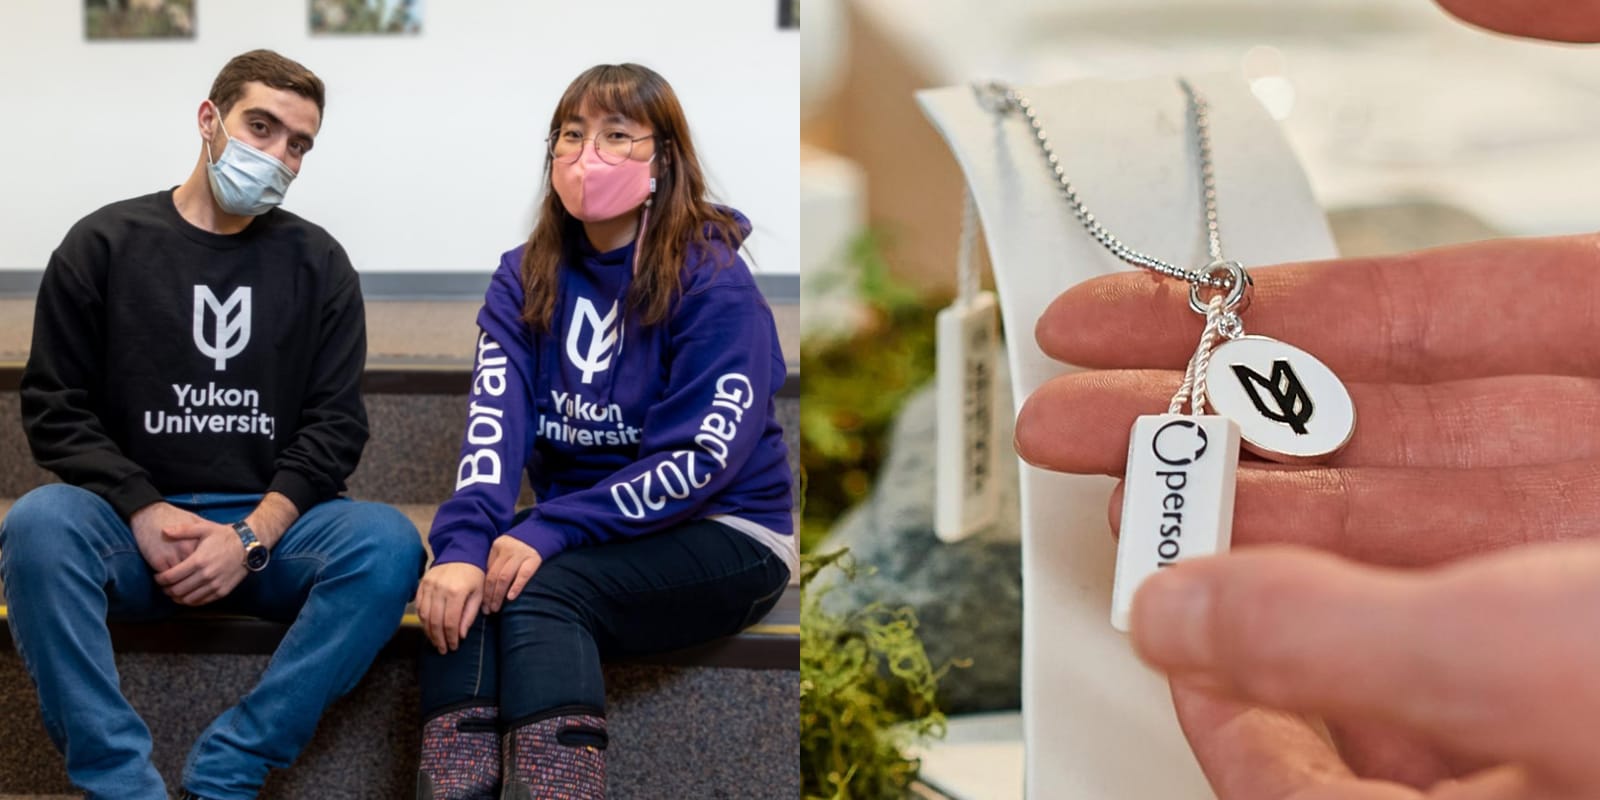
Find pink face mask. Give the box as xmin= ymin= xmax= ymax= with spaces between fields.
xmin=551 ymin=143 xmax=655 ymax=222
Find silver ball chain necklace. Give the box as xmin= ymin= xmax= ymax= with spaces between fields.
xmin=975 ymin=79 xmax=1357 ymax=630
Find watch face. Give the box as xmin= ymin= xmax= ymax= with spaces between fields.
xmin=245 ymin=544 xmax=270 ymax=571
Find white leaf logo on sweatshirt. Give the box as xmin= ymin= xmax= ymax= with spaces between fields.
xmin=193 ymin=285 xmax=252 ymax=371
xmin=565 ymin=296 xmax=623 ymax=384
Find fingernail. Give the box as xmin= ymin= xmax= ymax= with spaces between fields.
xmin=1012 ymin=397 xmax=1047 ymax=467
xmin=1130 ymin=569 xmax=1215 ymax=671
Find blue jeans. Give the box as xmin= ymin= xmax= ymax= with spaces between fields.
xmin=418 ymin=517 xmax=790 ymax=724
xmin=0 ymin=484 xmax=425 ymax=800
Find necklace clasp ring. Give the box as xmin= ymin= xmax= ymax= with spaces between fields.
xmin=1188 ymin=260 xmax=1252 ymax=316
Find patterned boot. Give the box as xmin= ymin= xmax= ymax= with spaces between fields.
xmin=418 ymin=704 xmax=501 ymax=800
xmin=500 ymin=711 xmax=608 ymax=800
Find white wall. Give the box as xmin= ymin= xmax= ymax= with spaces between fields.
xmin=0 ymin=1 xmax=799 ymax=276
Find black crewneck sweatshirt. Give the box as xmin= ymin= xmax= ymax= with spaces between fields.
xmin=20 ymin=189 xmax=368 ymax=519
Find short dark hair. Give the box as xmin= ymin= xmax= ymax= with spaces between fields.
xmin=208 ymin=49 xmax=325 ymax=119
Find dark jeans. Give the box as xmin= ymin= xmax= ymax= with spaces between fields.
xmin=419 ymin=517 xmax=790 ymax=724
xmin=0 ymin=484 xmax=425 ymax=800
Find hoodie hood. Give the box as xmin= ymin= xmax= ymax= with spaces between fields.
xmin=706 ymin=205 xmax=752 ymax=248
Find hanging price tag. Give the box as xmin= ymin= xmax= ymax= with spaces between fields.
xmin=1111 ymin=414 xmax=1240 ymax=631
xmin=934 ymin=290 xmax=1001 ymax=542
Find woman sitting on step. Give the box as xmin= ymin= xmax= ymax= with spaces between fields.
xmin=412 ymin=63 xmax=796 ymax=800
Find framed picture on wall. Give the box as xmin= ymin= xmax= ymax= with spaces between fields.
xmin=85 ymin=0 xmax=195 ymax=40
xmin=310 ymin=0 xmax=424 ymax=36
xmin=779 ymin=0 xmax=798 ymax=29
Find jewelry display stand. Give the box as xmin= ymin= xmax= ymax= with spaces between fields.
xmin=916 ymin=74 xmax=1337 ymax=798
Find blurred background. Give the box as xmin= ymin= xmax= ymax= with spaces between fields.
xmin=806 ymin=0 xmax=1600 ymax=300
xmin=797 ymin=1 xmax=1600 ymax=797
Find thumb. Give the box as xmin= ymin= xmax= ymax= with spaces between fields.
xmin=1130 ymin=542 xmax=1600 ymax=775
xmin=1434 ymin=0 xmax=1600 ymax=44
xmin=460 ymin=592 xmax=481 ymax=640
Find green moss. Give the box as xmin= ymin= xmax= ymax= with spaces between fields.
xmin=800 ymin=549 xmax=957 ymax=799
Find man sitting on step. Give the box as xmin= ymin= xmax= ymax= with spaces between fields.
xmin=0 ymin=49 xmax=424 ymax=800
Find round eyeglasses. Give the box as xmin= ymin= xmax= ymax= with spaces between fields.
xmin=548 ymin=129 xmax=657 ymax=165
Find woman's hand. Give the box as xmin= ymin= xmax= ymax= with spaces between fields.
xmin=416 ymin=562 xmax=486 ymax=655
xmin=484 ymin=535 xmax=543 ymax=613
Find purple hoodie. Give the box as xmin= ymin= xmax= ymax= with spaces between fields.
xmin=428 ymin=211 xmax=792 ymax=568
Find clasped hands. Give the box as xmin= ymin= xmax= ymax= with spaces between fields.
xmin=130 ymin=501 xmax=247 ymax=607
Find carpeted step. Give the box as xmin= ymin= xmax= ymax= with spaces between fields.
xmin=0 ymin=648 xmax=798 ymax=798
xmin=0 ymin=500 xmax=799 ymax=798
xmin=0 ymin=361 xmax=801 ymax=506
xmin=0 ymin=498 xmax=800 ymax=664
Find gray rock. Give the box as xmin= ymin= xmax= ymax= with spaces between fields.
xmin=815 ymin=348 xmax=1021 ymax=714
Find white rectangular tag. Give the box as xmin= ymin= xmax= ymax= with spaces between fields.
xmin=934 ymin=291 xmax=1001 ymax=542
xmin=1111 ymin=414 xmax=1240 ymax=632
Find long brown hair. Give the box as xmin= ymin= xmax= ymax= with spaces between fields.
xmin=520 ymin=64 xmax=744 ymax=332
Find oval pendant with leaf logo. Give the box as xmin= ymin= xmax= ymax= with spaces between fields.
xmin=1203 ymin=335 xmax=1355 ymax=463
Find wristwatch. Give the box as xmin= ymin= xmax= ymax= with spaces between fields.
xmin=232 ymin=520 xmax=270 ymax=572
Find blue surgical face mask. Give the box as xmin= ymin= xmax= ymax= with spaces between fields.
xmin=204 ymin=104 xmax=296 ymax=217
